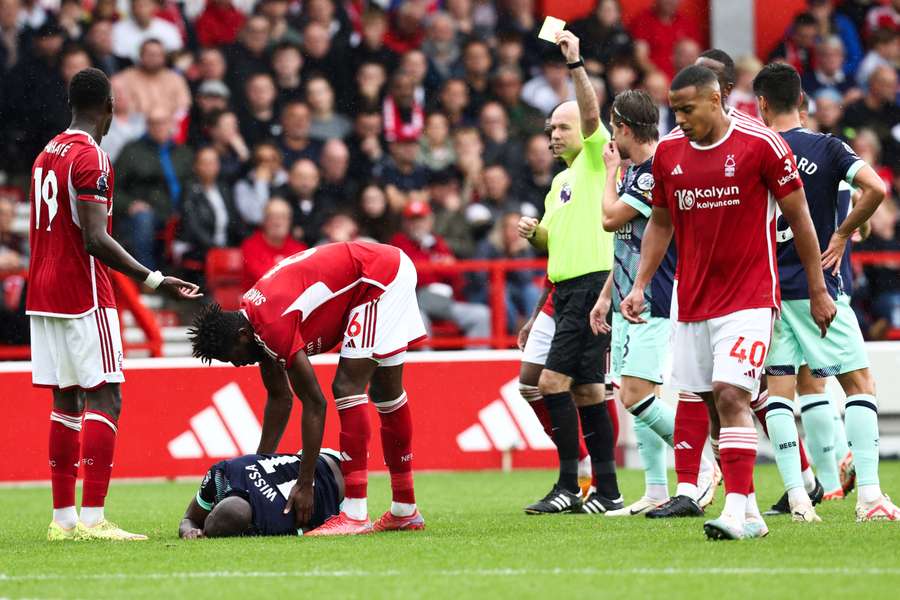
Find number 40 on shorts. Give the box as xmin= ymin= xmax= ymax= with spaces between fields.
xmin=729 ymin=336 xmax=767 ymax=367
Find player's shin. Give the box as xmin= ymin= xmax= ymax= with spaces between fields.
xmin=800 ymin=393 xmax=840 ymax=492
xmin=764 ymin=396 xmax=808 ymax=505
xmin=376 ymin=392 xmax=416 ymax=516
xmin=336 ymin=394 xmax=372 ymax=520
xmin=628 ymin=393 xmax=675 ymax=446
xmin=80 ymin=411 xmax=118 ymax=525
xmin=719 ymin=426 xmax=758 ymax=521
xmin=634 ymin=420 xmax=668 ymax=501
xmin=674 ymin=393 xmax=708 ymax=499
xmin=844 ymin=394 xmax=881 ymax=503
xmin=830 ymin=392 xmax=850 ymax=462
xmin=49 ymin=410 xmax=83 ymax=529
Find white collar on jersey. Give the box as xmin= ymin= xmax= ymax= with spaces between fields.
xmin=64 ymin=128 xmax=98 ymax=144
xmin=689 ymin=116 xmax=737 ymax=151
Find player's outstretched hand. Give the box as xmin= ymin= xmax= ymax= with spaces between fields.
xmin=182 ymin=528 xmax=204 ymax=539
xmin=620 ymin=287 xmax=647 ymax=325
xmin=517 ymin=318 xmax=534 ymax=350
xmin=517 ymin=216 xmax=539 ymax=240
xmin=589 ymin=294 xmax=612 ymax=336
xmin=821 ymin=231 xmax=849 ymax=275
xmin=555 ymin=30 xmax=581 ymax=64
xmin=159 ymin=276 xmax=203 ymax=300
xmin=284 ymin=480 xmax=315 ymax=527
xmin=810 ymin=290 xmax=837 ymax=338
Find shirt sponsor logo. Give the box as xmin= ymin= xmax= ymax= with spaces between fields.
xmin=777 ymin=170 xmax=799 ymax=186
xmin=674 ymin=185 xmax=740 ymax=210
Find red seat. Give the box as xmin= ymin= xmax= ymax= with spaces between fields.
xmin=205 ymin=248 xmax=245 ymax=310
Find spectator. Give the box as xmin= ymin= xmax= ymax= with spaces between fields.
xmin=206 ymin=109 xmax=250 ymax=185
xmin=301 ymin=21 xmax=350 ymax=103
xmin=112 ymin=38 xmax=192 ymax=121
xmin=375 ymin=135 xmax=430 ymax=210
xmin=850 ymin=128 xmax=893 ymax=183
xmin=418 ymin=111 xmax=456 ymax=172
xmin=384 ymin=0 xmax=428 ymax=54
xmin=85 ymin=18 xmax=129 ymax=76
xmin=812 ymin=87 xmax=844 ymax=137
xmin=0 ymin=196 xmax=26 ymax=272
xmin=186 ymin=79 xmax=230 ymax=148
xmin=491 ymin=65 xmax=545 ymax=141
xmin=346 ymin=108 xmax=384 ymax=179
xmin=628 ymin=0 xmax=702 ymax=78
xmin=101 ymin=78 xmax=147 ymax=162
xmin=856 ymin=198 xmax=900 ymax=339
xmin=271 ymin=41 xmax=303 ymax=106
xmin=606 ymin=60 xmax=640 ymax=97
xmin=195 ymin=47 xmax=228 ymax=89
xmin=0 ymin=0 xmax=24 ymax=74
xmin=642 ymin=69 xmax=676 ymax=135
xmin=428 ymin=168 xmax=474 ymax=259
xmin=422 ymin=10 xmax=460 ymax=81
xmin=570 ymin=0 xmax=635 ymax=74
xmin=350 ymin=7 xmax=396 ymax=73
xmin=0 ymin=196 xmax=28 ymax=344
xmin=112 ymin=0 xmax=183 ymax=62
xmin=672 ymin=37 xmax=701 ymax=76
xmin=305 ymin=0 xmax=352 ymax=49
xmin=225 ymin=15 xmax=272 ymax=95
xmin=317 ymin=212 xmax=360 ymax=245
xmin=807 ymin=0 xmax=864 ymax=77
xmin=468 ymin=212 xmax=541 ymax=333
xmin=318 ymin=138 xmax=357 ymax=208
xmin=276 ymin=158 xmax=329 ymax=245
xmin=496 ymin=31 xmax=529 ymax=73
xmin=349 ymin=61 xmax=387 ymax=114
xmin=195 ymin=0 xmax=245 ymax=48
xmin=436 ymin=77 xmax=473 ymax=128
xmin=238 ymin=72 xmax=280 ymax=149
xmin=458 ymin=38 xmax=493 ymax=114
xmin=768 ymin=11 xmax=819 ymax=74
xmin=357 ymin=183 xmax=399 ymax=243
xmin=258 ymin=0 xmax=301 ymax=47
xmin=522 ymin=52 xmax=575 ymax=114
xmin=306 ymin=75 xmax=352 ymax=141
xmin=114 ymin=108 xmax=194 ymax=269
xmin=177 ymin=147 xmax=246 ymax=279
xmin=727 ymin=55 xmax=763 ymax=120
xmin=856 ymin=28 xmax=899 ymax=87
xmin=801 ymin=36 xmax=859 ymax=98
xmin=466 ymin=163 xmax=539 ymax=241
xmin=479 ymin=101 xmax=525 ymax=178
xmin=278 ymin=100 xmax=323 ymax=168
xmin=452 ymin=127 xmax=484 ymax=205
xmin=240 ymin=197 xmax=306 ymax=290
xmin=389 ymin=200 xmax=491 ymax=344
xmin=514 ymin=133 xmax=557 ymax=215
xmin=842 ymin=65 xmax=900 ymax=169
xmin=234 ymin=141 xmax=288 ymax=226
xmin=400 ymin=49 xmax=433 ymax=103
xmin=384 ymin=70 xmax=425 ymax=143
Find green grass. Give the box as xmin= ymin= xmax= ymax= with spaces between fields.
xmin=2 ymin=463 xmax=899 ymax=599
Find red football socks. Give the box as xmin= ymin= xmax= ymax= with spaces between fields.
xmin=80 ymin=410 xmax=118 ymax=508
xmin=674 ymin=394 xmax=709 ymax=485
xmin=719 ymin=427 xmax=758 ymax=496
xmin=336 ymin=395 xmax=371 ymax=500
xmin=49 ymin=410 xmax=82 ymax=509
xmin=376 ymin=392 xmax=415 ymax=505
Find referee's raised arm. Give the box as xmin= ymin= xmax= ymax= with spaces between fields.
xmin=556 ymin=30 xmax=599 ymax=138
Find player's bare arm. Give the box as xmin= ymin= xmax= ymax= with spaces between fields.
xmin=76 ymin=200 xmax=202 ymax=300
xmin=518 ymin=216 xmax=548 ymax=251
xmin=282 ymin=350 xmax=328 ymax=527
xmin=589 ymin=272 xmax=614 ymax=336
xmin=178 ymin=498 xmax=209 ymax=539
xmin=822 ymin=165 xmax=886 ymax=274
xmin=601 ymin=141 xmax=641 ymax=232
xmin=621 ymin=206 xmax=674 ymax=324
xmin=256 ymin=355 xmax=294 ymax=454
xmin=776 ymin=188 xmax=837 ymax=337
xmin=555 ymin=30 xmax=599 ymax=137
xmin=518 ymin=281 xmax=552 ymax=350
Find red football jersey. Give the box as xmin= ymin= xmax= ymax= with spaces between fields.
xmin=652 ymin=117 xmax=804 ymax=321
xmin=26 ymin=130 xmax=116 ymax=317
xmin=241 ymin=242 xmax=402 ymax=365
xmin=540 ymin=277 xmax=554 ymax=318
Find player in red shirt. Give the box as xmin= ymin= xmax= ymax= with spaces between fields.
xmin=28 ymin=68 xmax=201 ymax=541
xmin=621 ymin=65 xmax=835 ymax=540
xmin=188 ymin=241 xmax=427 ymax=536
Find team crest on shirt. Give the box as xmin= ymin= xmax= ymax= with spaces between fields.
xmin=724 ymin=155 xmax=736 ymax=177
xmin=636 ymin=173 xmax=654 ymax=191
xmin=559 ymin=183 xmax=572 ymax=204
xmin=96 ymin=173 xmax=109 ymax=194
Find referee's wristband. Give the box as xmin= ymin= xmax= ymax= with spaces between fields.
xmin=567 ymin=58 xmax=584 ymax=70
xmin=144 ymin=270 xmax=165 ymax=290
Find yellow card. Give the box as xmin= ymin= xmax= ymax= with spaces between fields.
xmin=538 ymin=16 xmax=566 ymax=43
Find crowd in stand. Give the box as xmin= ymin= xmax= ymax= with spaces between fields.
xmin=0 ymin=0 xmax=898 ymax=344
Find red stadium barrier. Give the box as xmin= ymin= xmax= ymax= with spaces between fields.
xmin=0 ymin=352 xmax=558 ymax=482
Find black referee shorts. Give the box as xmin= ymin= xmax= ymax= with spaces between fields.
xmin=545 ymin=271 xmax=610 ymax=386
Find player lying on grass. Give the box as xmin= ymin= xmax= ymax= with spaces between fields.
xmin=179 ymin=451 xmax=343 ymax=538
xmin=189 ymin=241 xmax=426 ymax=536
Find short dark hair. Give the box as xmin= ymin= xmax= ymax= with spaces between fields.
xmin=793 ymin=12 xmax=817 ymax=29
xmin=752 ymin=62 xmax=802 ymax=114
xmin=139 ymin=37 xmax=164 ymax=55
xmin=670 ymin=64 xmax=719 ymax=93
xmin=68 ymin=67 xmax=111 ymax=112
xmin=611 ymin=90 xmax=659 ymax=143
xmin=698 ymin=49 xmax=736 ymax=87
xmin=188 ymin=303 xmax=246 ymax=365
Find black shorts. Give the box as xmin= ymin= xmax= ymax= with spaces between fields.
xmin=545 ymin=271 xmax=610 ymax=385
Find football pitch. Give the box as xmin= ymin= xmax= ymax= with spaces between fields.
xmin=2 ymin=464 xmax=899 ymax=600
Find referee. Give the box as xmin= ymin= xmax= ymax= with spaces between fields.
xmin=518 ymin=30 xmax=620 ymax=514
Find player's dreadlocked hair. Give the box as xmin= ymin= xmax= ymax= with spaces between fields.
xmin=68 ymin=67 xmax=111 ymax=113
xmin=188 ymin=303 xmax=246 ymax=364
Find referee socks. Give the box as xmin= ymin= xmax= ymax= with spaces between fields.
xmin=578 ymin=403 xmax=620 ymax=500
xmin=543 ymin=391 xmax=580 ymax=494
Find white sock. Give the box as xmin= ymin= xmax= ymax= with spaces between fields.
xmin=802 ymin=467 xmax=816 ymax=493
xmin=391 ymin=501 xmax=417 ymax=517
xmin=787 ymin=486 xmax=810 ymax=507
xmin=341 ymin=497 xmax=368 ymax=520
xmin=859 ymin=484 xmax=882 ymax=504
xmin=53 ymin=506 xmax=78 ymax=529
xmin=79 ymin=506 xmax=104 ymax=527
xmin=745 ymin=493 xmax=762 ymax=519
xmin=676 ymin=482 xmax=699 ymax=500
xmin=646 ymin=484 xmax=668 ymax=502
xmin=723 ymin=493 xmax=748 ymax=521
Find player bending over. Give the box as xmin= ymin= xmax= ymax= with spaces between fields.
xmin=179 ymin=451 xmax=343 ymax=538
xmin=31 ymin=68 xmax=201 ymax=542
xmin=189 ymin=241 xmax=426 ymax=535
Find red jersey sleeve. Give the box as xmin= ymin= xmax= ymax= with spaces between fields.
xmin=252 ymin=311 xmax=306 ymax=366
xmin=71 ymin=146 xmax=112 ymax=205
xmin=759 ymin=135 xmax=803 ymax=200
xmin=651 ymin=152 xmax=668 ymax=208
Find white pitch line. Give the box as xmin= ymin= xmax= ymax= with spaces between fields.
xmin=3 ymin=567 xmax=900 ymax=582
